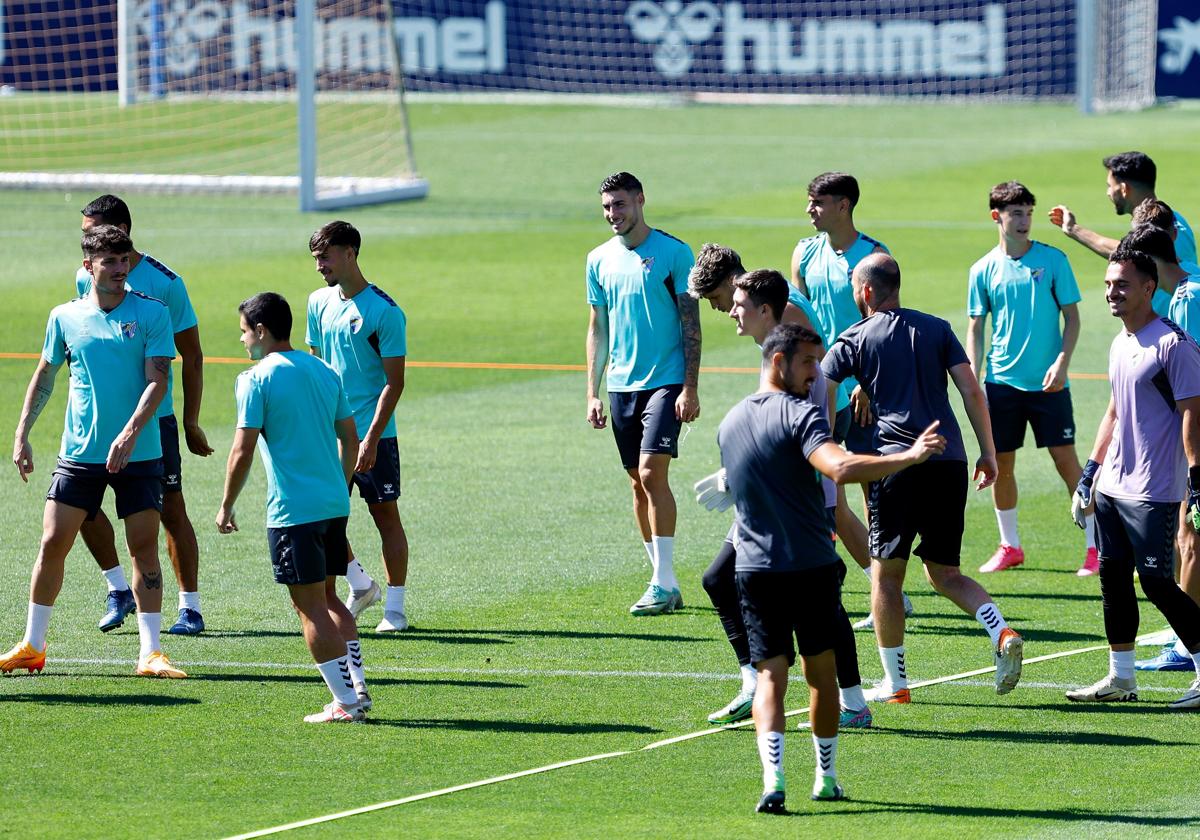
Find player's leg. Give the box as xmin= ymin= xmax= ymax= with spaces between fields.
xmin=321 ymin=519 xmax=371 ymax=709
xmin=1144 ymin=504 xmax=1200 ymax=670
xmin=629 ymin=385 xmax=684 ymax=614
xmin=980 ymin=383 xmax=1026 ymax=573
xmin=752 ymin=654 xmax=789 ymax=814
xmin=796 ymin=561 xmax=845 ymax=799
xmin=702 ymin=537 xmax=755 ymax=724
xmin=801 ymin=649 xmax=843 ymax=800
xmin=865 ymin=471 xmax=914 ymax=702
xmin=609 ymin=391 xmax=660 ymax=610
xmin=159 ymin=416 xmax=203 ymax=634
xmin=369 ymin=500 xmax=410 ymax=633
xmin=1 ymin=498 xmax=87 ymax=673
xmin=80 ymin=510 xmax=136 ymax=632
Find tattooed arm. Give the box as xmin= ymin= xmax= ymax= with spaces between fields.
xmin=13 ymin=358 xmax=62 ymax=482
xmin=676 ymin=292 xmax=702 ymax=422
xmin=106 ymin=355 xmax=171 ymax=474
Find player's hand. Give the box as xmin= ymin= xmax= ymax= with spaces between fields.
xmin=906 ymin=421 xmax=946 ymax=464
xmin=215 ymin=505 xmax=238 ymax=534
xmin=694 ymin=469 xmax=732 ymax=512
xmin=850 ymin=385 xmax=874 ymax=426
xmin=1049 ymin=205 xmax=1076 ymax=234
xmin=13 ymin=439 xmax=33 ymax=483
xmin=1188 ymin=466 xmax=1200 ymax=532
xmin=184 ymin=422 xmax=214 ymax=457
xmin=676 ymin=386 xmax=700 ymax=423
xmin=1042 ymin=358 xmax=1068 ymax=393
xmin=355 ymin=438 xmax=378 ymax=474
xmin=106 ymin=428 xmax=139 ymax=474
xmin=973 ymin=453 xmax=998 ymax=490
xmin=1072 ymin=459 xmax=1100 ymax=529
xmin=586 ymin=397 xmax=607 ymax=429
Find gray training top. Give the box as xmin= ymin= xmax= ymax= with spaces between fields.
xmin=717 ymin=392 xmax=839 ymax=574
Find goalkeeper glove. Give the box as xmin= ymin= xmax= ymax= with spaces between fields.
xmin=1189 ymin=466 xmax=1200 ymax=532
xmin=694 ymin=469 xmax=732 ymax=513
xmin=1071 ymin=459 xmax=1099 ymax=530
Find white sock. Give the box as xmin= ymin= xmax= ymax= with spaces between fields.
xmin=995 ymin=507 xmax=1020 ymax=548
xmin=385 ymin=585 xmax=406 ymax=615
xmin=975 ymin=603 xmax=1009 ymax=646
xmin=137 ymin=612 xmax=161 ymax=658
xmin=740 ymin=663 xmax=757 ymax=693
xmin=316 ymin=657 xmax=359 ymax=706
xmin=757 ymin=731 xmax=784 ymax=792
xmin=1084 ymin=514 xmax=1097 ymax=550
xmin=880 ymin=645 xmax=907 ymax=689
xmin=102 ymin=566 xmax=129 ymax=593
xmin=840 ymin=684 xmax=866 ymax=712
xmin=643 ymin=541 xmax=655 ymax=564
xmin=1174 ymin=638 xmax=1190 ymax=657
xmin=1110 ymin=649 xmax=1135 ymax=681
xmin=346 ymin=640 xmax=367 ymax=695
xmin=651 ymin=535 xmax=677 ymax=589
xmin=346 ymin=557 xmax=373 ymax=592
xmin=178 ymin=591 xmax=200 ymax=612
xmin=24 ymin=603 xmax=53 ymax=651
xmin=813 ymin=734 xmax=838 ymax=779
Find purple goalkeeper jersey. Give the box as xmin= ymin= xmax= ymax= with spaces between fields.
xmin=1096 ymin=318 xmax=1200 ymax=503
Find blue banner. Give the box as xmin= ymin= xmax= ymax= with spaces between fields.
xmin=1156 ymin=0 xmax=1200 ymax=99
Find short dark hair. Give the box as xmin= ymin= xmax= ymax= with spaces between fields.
xmin=688 ymin=243 xmax=745 ymax=298
xmin=807 ymin=172 xmax=860 ymax=209
xmin=1103 ymin=151 xmax=1156 ymax=190
xmin=309 ymin=220 xmax=361 ymax=255
xmin=989 ymin=181 xmax=1036 ymax=211
xmin=761 ymin=322 xmax=823 ymax=363
xmin=1131 ymin=198 xmax=1175 ymax=233
xmin=599 ymin=172 xmax=643 ymax=195
xmin=239 ymin=292 xmax=293 ymax=341
xmin=81 ymin=194 xmax=132 ymax=229
xmin=1121 ymin=224 xmax=1178 ymax=265
xmin=81 ymin=224 xmax=133 ymax=258
xmin=734 ymin=269 xmax=789 ymax=322
xmin=1108 ymin=245 xmax=1159 ymax=289
xmin=855 ymin=253 xmax=901 ymax=301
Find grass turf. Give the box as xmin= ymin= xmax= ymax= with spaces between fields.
xmin=1 ymin=100 xmax=1199 ymax=837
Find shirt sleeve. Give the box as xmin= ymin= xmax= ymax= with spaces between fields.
xmin=144 ymin=302 xmax=175 ymax=359
xmin=821 ymin=337 xmax=854 ymax=384
xmin=1163 ymin=332 xmax=1200 ymax=403
xmin=796 ymin=401 xmax=834 ymax=459
xmin=942 ymin=320 xmax=970 ymax=369
xmin=42 ymin=310 xmax=66 ymax=365
xmin=74 ymin=267 xmax=90 ymax=298
xmin=164 ymin=275 xmax=199 ymax=333
xmin=377 ymin=303 xmax=407 ymax=358
xmin=671 ymin=242 xmax=695 ymax=297
xmin=235 ymin=371 xmax=263 ymax=430
xmin=585 ymin=256 xmax=604 ymax=307
xmin=966 ymin=263 xmax=990 ymax=317
xmin=1051 ymin=250 xmax=1082 ymax=307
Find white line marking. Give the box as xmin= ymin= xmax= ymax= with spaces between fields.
xmin=221 ymin=636 xmax=1137 ymax=839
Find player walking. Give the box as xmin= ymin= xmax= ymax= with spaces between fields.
xmin=3 ymin=225 xmax=185 ymax=679
xmin=586 ymin=172 xmax=701 ymax=616
xmin=822 ymin=254 xmax=1025 ymax=704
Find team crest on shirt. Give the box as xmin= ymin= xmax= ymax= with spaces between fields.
xmin=1030 ymin=268 xmax=1045 ymax=284
xmin=641 ymin=256 xmax=656 ymax=274
xmin=119 ymin=321 xmax=138 ymax=338
xmin=348 ymin=315 xmax=363 ymax=334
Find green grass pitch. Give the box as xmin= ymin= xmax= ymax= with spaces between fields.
xmin=1 ymin=100 xmax=1200 ymax=838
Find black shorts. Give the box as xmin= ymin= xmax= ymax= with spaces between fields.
xmin=985 ymin=381 xmax=1076 ymax=453
xmin=1094 ymin=493 xmax=1177 ymax=579
xmin=159 ymin=415 xmax=183 ymax=493
xmin=609 ymin=384 xmax=683 ymax=471
xmin=46 ymin=458 xmax=164 ymax=520
xmin=351 ymin=436 xmax=401 ymax=505
xmin=834 ymin=405 xmax=876 ymax=455
xmin=868 ymin=459 xmax=967 ymax=565
xmin=736 ymin=563 xmax=842 ymax=666
xmin=267 ymin=516 xmax=350 ymax=586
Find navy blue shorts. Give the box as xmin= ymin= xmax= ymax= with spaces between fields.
xmin=267 ymin=516 xmax=350 ymax=586
xmin=834 ymin=405 xmax=876 ymax=455
xmin=351 ymin=436 xmax=401 ymax=505
xmin=159 ymin=415 xmax=183 ymax=493
xmin=986 ymin=381 xmax=1076 ymax=453
xmin=609 ymin=384 xmax=683 ymax=471
xmin=1094 ymin=493 xmax=1177 ymax=579
xmin=736 ymin=563 xmax=842 ymax=665
xmin=46 ymin=458 xmax=163 ymax=520
xmin=868 ymin=459 xmax=967 ymax=566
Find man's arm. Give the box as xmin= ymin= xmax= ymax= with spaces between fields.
xmin=586 ymin=305 xmax=609 ymax=429
xmin=1043 ymin=303 xmax=1079 ymax=393
xmin=216 ymin=427 xmax=259 ymax=533
xmin=173 ymin=325 xmax=213 ymax=456
xmin=1088 ymin=396 xmax=1118 ymax=464
xmin=356 ymin=355 xmax=405 ymax=474
xmin=780 ymin=302 xmax=816 ymax=336
xmin=808 ymin=421 xmax=945 ymax=485
xmin=676 ymin=292 xmax=702 ymax=422
xmin=335 ymin=416 xmax=359 ymax=485
xmin=790 ymin=244 xmax=808 ymax=297
xmin=1049 ymin=205 xmax=1120 ymax=259
xmin=13 ymin=358 xmax=61 ymax=482
xmin=966 ymin=314 xmax=987 ymax=382
xmin=948 ymin=361 xmax=998 ymax=490
xmin=107 ymin=356 xmax=170 ymax=474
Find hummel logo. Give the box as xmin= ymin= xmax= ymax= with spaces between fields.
xmin=1144 ymin=556 xmax=1158 ymax=569
xmin=625 ymin=0 xmax=720 ymax=78
xmin=660 ymin=437 xmax=673 ymax=448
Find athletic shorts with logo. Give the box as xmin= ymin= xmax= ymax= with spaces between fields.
xmin=159 ymin=415 xmax=183 ymax=493
xmin=608 ymin=384 xmax=683 ymax=470
xmin=47 ymin=458 xmax=164 ymax=520
xmin=351 ymin=436 xmax=401 ymax=504
xmin=1093 ymin=492 xmax=1177 ymax=579
xmin=985 ymin=381 xmax=1075 ymax=452
xmin=868 ymin=459 xmax=967 ymax=566
xmin=736 ymin=561 xmax=842 ymax=665
xmin=267 ymin=516 xmax=350 ymax=585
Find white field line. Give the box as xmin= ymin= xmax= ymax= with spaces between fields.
xmin=219 ymin=637 xmax=1132 ymax=839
